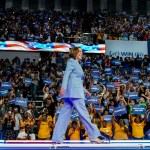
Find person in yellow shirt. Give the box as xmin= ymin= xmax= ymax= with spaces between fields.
xmin=130 ymin=114 xmax=146 ymax=139
xmin=100 ymin=120 xmax=112 ymax=139
xmin=38 ymin=108 xmax=54 ymax=140
xmin=112 ymin=115 xmax=129 ymax=140
xmin=20 ymin=111 xmax=35 ymax=129
xmin=68 ymin=120 xmax=80 ymax=140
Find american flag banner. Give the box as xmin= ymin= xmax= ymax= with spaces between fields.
xmin=0 ymin=41 xmax=106 ymax=53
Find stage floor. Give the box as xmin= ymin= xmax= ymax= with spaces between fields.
xmin=0 ymin=140 xmax=150 ymax=149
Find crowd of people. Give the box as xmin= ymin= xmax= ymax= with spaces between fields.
xmin=0 ymin=52 xmax=150 ymax=140
xmin=0 ymin=8 xmax=150 ymax=44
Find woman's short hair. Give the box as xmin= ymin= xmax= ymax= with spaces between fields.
xmin=69 ymin=47 xmax=81 ymax=59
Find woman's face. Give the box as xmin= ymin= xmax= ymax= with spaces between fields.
xmin=76 ymin=48 xmax=82 ymax=61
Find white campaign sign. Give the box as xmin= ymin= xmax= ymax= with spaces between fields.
xmin=106 ymin=40 xmax=148 ymax=58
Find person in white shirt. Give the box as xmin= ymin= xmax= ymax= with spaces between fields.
xmin=17 ymin=125 xmax=36 ymax=140
xmin=13 ymin=108 xmax=22 ymax=139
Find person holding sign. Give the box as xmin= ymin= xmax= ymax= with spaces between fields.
xmin=52 ymin=47 xmax=104 ymax=144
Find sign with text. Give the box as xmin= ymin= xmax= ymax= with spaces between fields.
xmin=1 ymin=82 xmax=12 ymax=89
xmin=103 ymin=115 xmax=112 ymax=123
xmin=114 ymin=106 xmax=127 ymax=116
xmin=106 ymin=40 xmax=148 ymax=58
xmin=132 ymin=105 xmax=146 ymax=115
xmin=15 ymin=97 xmax=28 ymax=107
xmin=86 ymin=96 xmax=98 ymax=105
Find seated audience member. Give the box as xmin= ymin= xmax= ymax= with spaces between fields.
xmin=17 ymin=125 xmax=36 ymax=140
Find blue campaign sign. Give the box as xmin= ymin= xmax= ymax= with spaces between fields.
xmin=16 ymin=66 xmax=22 ymax=72
xmin=133 ymin=68 xmax=140 ymax=74
xmin=71 ymin=112 xmax=79 ymax=121
xmin=92 ymin=69 xmax=100 ymax=73
xmin=104 ymin=68 xmax=112 ymax=72
xmin=106 ymin=83 xmax=115 ymax=89
xmin=132 ymin=105 xmax=146 ymax=115
xmin=128 ymin=92 xmax=139 ymax=100
xmin=43 ymin=78 xmax=52 ymax=85
xmin=143 ymin=82 xmax=150 ymax=89
xmin=56 ymin=96 xmax=61 ymax=102
xmin=8 ymin=98 xmax=16 ymax=104
xmin=15 ymin=97 xmax=28 ymax=107
xmin=147 ymin=67 xmax=150 ymax=72
xmin=112 ymin=76 xmax=120 ymax=80
xmin=96 ymin=59 xmax=102 ymax=64
xmin=92 ymin=73 xmax=101 ymax=80
xmin=103 ymin=115 xmax=112 ymax=123
xmin=85 ymin=60 xmax=92 ymax=67
xmin=86 ymin=96 xmax=98 ymax=105
xmin=90 ymin=85 xmax=100 ymax=93
xmin=104 ymin=99 xmax=109 ymax=106
xmin=120 ymin=79 xmax=128 ymax=84
xmin=1 ymin=82 xmax=12 ymax=89
xmin=109 ymin=106 xmax=114 ymax=113
xmin=112 ymin=60 xmax=121 ymax=66
xmin=131 ymin=75 xmax=139 ymax=80
xmin=24 ymin=78 xmax=32 ymax=85
xmin=0 ymin=88 xmax=9 ymax=96
xmin=114 ymin=106 xmax=127 ymax=116
xmin=94 ymin=105 xmax=104 ymax=112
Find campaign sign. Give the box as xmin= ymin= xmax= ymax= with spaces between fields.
xmin=114 ymin=106 xmax=127 ymax=116
xmin=90 ymin=85 xmax=100 ymax=93
xmin=133 ymin=68 xmax=140 ymax=74
xmin=112 ymin=76 xmax=120 ymax=81
xmin=85 ymin=60 xmax=92 ymax=67
xmin=86 ymin=96 xmax=98 ymax=105
xmin=1 ymin=82 xmax=12 ymax=90
xmin=112 ymin=60 xmax=121 ymax=66
xmin=128 ymin=92 xmax=139 ymax=100
xmin=96 ymin=59 xmax=102 ymax=64
xmin=103 ymin=115 xmax=112 ymax=123
xmin=43 ymin=78 xmax=52 ymax=85
xmin=0 ymin=88 xmax=9 ymax=96
xmin=147 ymin=67 xmax=150 ymax=72
xmin=92 ymin=73 xmax=101 ymax=80
xmin=71 ymin=112 xmax=79 ymax=121
xmin=92 ymin=69 xmax=100 ymax=74
xmin=109 ymin=106 xmax=114 ymax=113
xmin=56 ymin=96 xmax=61 ymax=102
xmin=143 ymin=82 xmax=150 ymax=89
xmin=94 ymin=105 xmax=104 ymax=112
xmin=24 ymin=78 xmax=32 ymax=86
xmin=104 ymin=99 xmax=109 ymax=106
xmin=15 ymin=97 xmax=28 ymax=107
xmin=8 ymin=98 xmax=16 ymax=105
xmin=16 ymin=66 xmax=22 ymax=72
xmin=106 ymin=83 xmax=115 ymax=89
xmin=131 ymin=75 xmax=139 ymax=80
xmin=132 ymin=105 xmax=146 ymax=115
xmin=120 ymin=79 xmax=128 ymax=84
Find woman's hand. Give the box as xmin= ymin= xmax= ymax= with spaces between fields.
xmin=59 ymin=88 xmax=66 ymax=97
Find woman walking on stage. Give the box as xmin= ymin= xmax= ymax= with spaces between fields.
xmin=52 ymin=47 xmax=104 ymax=144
